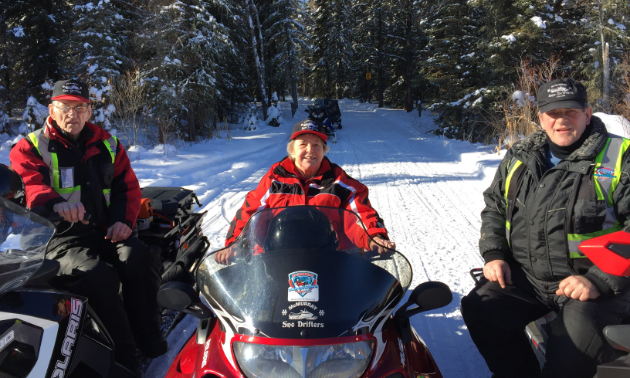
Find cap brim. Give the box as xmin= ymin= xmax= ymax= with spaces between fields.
xmin=291 ymin=129 xmax=328 ymax=143
xmin=51 ymin=95 xmax=90 ymax=104
xmin=539 ymin=100 xmax=585 ymax=114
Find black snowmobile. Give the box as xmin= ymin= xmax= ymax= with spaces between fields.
xmin=304 ymin=99 xmax=342 ymax=143
xmin=0 ymin=187 xmax=209 ymax=377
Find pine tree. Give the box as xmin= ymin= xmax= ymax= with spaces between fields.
xmin=1 ymin=0 xmax=69 ymax=114
xmin=68 ymin=0 xmax=131 ymax=128
xmin=309 ymin=0 xmax=354 ymax=99
xmin=265 ymin=0 xmax=309 ymax=116
xmin=136 ymin=0 xmax=232 ymax=141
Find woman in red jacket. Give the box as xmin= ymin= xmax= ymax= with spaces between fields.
xmin=216 ymin=120 xmax=395 ymax=264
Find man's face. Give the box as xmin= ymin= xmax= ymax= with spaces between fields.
xmin=48 ymin=100 xmax=91 ymax=137
xmin=538 ymin=107 xmax=592 ymax=147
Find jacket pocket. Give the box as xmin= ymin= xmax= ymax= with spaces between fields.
xmin=573 ymin=199 xmax=606 ymax=234
xmin=101 ymin=163 xmax=115 ymax=187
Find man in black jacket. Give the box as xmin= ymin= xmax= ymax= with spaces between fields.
xmin=461 ymin=78 xmax=630 ymax=378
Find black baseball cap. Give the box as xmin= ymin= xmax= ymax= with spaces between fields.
xmin=51 ymin=79 xmax=90 ymax=104
xmin=291 ymin=120 xmax=328 ymax=143
xmin=537 ymin=78 xmax=588 ymax=113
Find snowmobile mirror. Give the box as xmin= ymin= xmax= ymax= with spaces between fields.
xmin=396 ymin=281 xmax=452 ymax=319
xmin=157 ymin=281 xmax=213 ymax=320
xmin=394 ymin=282 xmax=452 ymax=343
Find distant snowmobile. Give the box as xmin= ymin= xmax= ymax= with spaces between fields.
xmin=304 ymin=99 xmax=340 ymax=143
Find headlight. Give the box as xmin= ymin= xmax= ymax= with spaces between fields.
xmin=233 ymin=340 xmax=374 ymax=378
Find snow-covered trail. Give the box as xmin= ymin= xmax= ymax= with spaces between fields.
xmin=141 ymin=99 xmax=501 ymax=377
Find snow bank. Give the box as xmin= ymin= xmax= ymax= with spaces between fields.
xmin=596 ymin=112 xmax=630 ymax=138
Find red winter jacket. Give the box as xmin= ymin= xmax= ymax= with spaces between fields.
xmin=225 ymin=156 xmax=388 ymax=247
xmin=10 ymin=117 xmax=141 ymax=230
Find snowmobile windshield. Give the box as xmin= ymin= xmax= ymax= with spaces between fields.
xmin=0 ymin=197 xmax=55 ymax=297
xmin=197 ymin=206 xmax=412 ymax=339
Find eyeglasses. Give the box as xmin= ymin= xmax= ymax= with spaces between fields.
xmin=53 ymin=104 xmax=90 ymax=114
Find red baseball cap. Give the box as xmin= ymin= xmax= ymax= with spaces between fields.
xmin=291 ymin=120 xmax=328 ymax=143
xmin=51 ymin=79 xmax=90 ymax=104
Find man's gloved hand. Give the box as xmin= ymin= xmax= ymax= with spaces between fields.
xmin=105 ymin=222 xmax=132 ymax=243
xmin=53 ymin=202 xmax=89 ymax=224
xmin=483 ymin=260 xmax=513 ymax=289
xmin=556 ymin=275 xmax=600 ymax=301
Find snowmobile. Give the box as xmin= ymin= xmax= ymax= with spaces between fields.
xmin=470 ymin=231 xmax=630 ymax=377
xmin=311 ymin=98 xmax=343 ymax=130
xmin=304 ymin=99 xmax=341 ymax=143
xmin=0 ymin=187 xmax=209 ymax=378
xmin=159 ymin=205 xmax=451 ymax=378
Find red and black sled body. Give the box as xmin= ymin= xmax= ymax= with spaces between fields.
xmin=161 ymin=206 xmax=449 ymax=378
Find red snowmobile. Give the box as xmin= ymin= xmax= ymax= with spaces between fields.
xmin=160 ymin=205 xmax=451 ymax=378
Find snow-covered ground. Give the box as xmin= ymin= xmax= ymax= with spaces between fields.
xmin=134 ymin=98 xmax=503 ymax=377
xmin=0 ymin=98 xmax=525 ymax=377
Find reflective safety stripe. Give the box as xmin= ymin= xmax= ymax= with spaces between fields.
xmin=102 ymin=136 xmax=117 ymax=164
xmin=103 ymin=189 xmax=111 ymax=207
xmin=568 ymin=134 xmax=630 ymax=258
xmin=504 ymin=159 xmax=523 ymax=246
xmin=567 ymin=222 xmax=624 ymax=258
xmin=27 ymin=129 xmax=117 ymax=204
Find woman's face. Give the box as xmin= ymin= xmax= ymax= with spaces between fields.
xmin=290 ymin=134 xmax=325 ymax=178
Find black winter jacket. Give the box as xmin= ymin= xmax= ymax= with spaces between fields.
xmin=479 ymin=116 xmax=630 ymax=297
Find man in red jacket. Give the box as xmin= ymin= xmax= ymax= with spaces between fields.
xmin=10 ymin=79 xmax=165 ymax=374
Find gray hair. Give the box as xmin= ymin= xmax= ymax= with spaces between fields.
xmin=287 ymin=138 xmax=330 ymax=161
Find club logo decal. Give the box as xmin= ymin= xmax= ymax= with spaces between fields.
xmin=288 ymin=271 xmax=319 ymax=302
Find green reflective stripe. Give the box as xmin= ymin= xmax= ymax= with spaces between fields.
xmin=567 ymin=223 xmax=623 ymax=242
xmin=569 ymin=252 xmax=588 ymax=259
xmin=504 ymin=160 xmax=523 ymax=209
xmin=27 ymin=133 xmax=40 ymax=154
xmin=610 ymin=138 xmax=630 ymax=199
xmin=51 ymin=152 xmax=61 ymax=189
xmin=56 ymin=185 xmax=81 ymax=194
xmin=103 ymin=137 xmax=117 ymax=164
xmin=506 ymin=221 xmax=511 ymax=230
xmin=103 ymin=189 xmax=111 ymax=207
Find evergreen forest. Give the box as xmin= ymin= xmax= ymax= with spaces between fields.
xmin=1 ymin=0 xmax=629 ymax=145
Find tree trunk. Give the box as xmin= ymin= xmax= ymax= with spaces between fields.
xmin=286 ymin=27 xmax=299 ymax=117
xmin=403 ymin=0 xmax=414 ymax=112
xmin=244 ymin=0 xmax=267 ymax=119
xmin=377 ymin=7 xmax=384 ymax=108
xmin=597 ymin=0 xmax=610 ymax=110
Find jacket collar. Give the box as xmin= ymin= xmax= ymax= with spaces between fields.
xmin=512 ymin=115 xmax=608 ymax=162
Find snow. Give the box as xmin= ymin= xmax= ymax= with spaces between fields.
xmin=3 ymin=99 xmax=630 ymax=377
xmin=501 ymin=34 xmax=516 ymax=43
xmin=531 ymin=16 xmax=546 ymax=29
xmin=12 ymin=27 xmax=25 ymax=37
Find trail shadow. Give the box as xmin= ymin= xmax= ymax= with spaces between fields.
xmin=397 ymin=288 xmax=491 ymax=378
